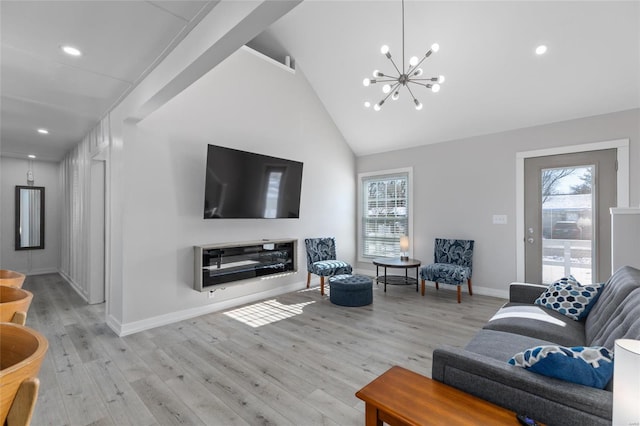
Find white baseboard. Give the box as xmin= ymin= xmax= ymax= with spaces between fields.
xmin=354 ymin=267 xmax=508 ymax=299
xmin=106 ymin=314 xmax=123 ymax=336
xmin=59 ymin=270 xmax=89 ymax=303
xmin=18 ymin=267 xmax=58 ymax=276
xmin=115 ymin=281 xmax=306 ymax=337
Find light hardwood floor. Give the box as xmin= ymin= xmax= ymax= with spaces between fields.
xmin=22 ymin=273 xmax=506 ymax=426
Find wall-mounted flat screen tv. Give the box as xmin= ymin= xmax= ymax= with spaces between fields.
xmin=204 ymin=144 xmax=303 ymax=219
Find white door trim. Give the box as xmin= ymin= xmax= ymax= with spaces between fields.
xmin=515 ymin=139 xmax=629 ymax=281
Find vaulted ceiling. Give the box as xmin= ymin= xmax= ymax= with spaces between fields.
xmin=1 ymin=1 xmax=639 ymax=161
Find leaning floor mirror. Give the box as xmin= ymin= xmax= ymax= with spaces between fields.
xmin=15 ymin=185 xmax=45 ymax=250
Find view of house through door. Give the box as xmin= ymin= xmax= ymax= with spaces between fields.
xmin=524 ymin=149 xmax=617 ymax=284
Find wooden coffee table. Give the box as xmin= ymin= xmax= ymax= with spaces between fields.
xmin=356 ymin=366 xmax=519 ymax=425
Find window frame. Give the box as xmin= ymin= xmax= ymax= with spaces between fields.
xmin=357 ymin=167 xmax=413 ymax=262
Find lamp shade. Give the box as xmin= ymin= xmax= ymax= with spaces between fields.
xmin=400 ymin=236 xmax=409 ymax=252
xmin=613 ymin=339 xmax=640 ymax=425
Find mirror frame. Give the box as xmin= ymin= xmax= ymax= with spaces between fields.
xmin=15 ymin=185 xmax=45 ymax=250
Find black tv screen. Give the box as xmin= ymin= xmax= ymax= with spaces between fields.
xmin=203 ymin=145 xmax=303 ymax=219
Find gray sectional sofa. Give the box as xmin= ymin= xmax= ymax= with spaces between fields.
xmin=432 ymin=265 xmax=640 ymax=426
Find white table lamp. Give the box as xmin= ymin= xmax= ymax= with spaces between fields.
xmin=400 ymin=236 xmax=409 ymax=261
xmin=613 ymin=339 xmax=640 ymax=425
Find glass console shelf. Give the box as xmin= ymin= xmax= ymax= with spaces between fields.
xmin=194 ymin=239 xmax=297 ymax=291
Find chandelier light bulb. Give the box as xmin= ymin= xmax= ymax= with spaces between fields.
xmin=409 ymin=56 xmax=419 ymax=66
xmin=536 ymin=45 xmax=548 ymax=55
xmin=374 ymin=103 xmax=381 ymax=111
xmin=392 ymin=91 xmax=400 ymax=101
xmin=372 ymin=70 xmax=379 ymax=78
xmin=364 ymin=101 xmax=371 ymax=108
xmin=431 ymin=83 xmax=441 ymax=93
xmin=382 ymin=84 xmax=391 ymax=94
xmin=438 ymin=75 xmax=445 ymax=83
xmin=413 ymin=68 xmax=423 ymax=77
xmin=380 ymin=45 xmax=390 ymax=55
xmin=363 ymin=78 xmax=371 ymax=87
xmin=414 ymin=99 xmax=423 ymax=110
xmin=431 ymin=43 xmax=440 ymax=52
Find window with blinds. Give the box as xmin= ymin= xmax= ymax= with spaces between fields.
xmin=360 ymin=172 xmax=409 ymax=258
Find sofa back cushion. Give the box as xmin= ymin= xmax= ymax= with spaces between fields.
xmin=587 ymin=288 xmax=640 ymax=348
xmin=585 ymin=266 xmax=640 ymax=347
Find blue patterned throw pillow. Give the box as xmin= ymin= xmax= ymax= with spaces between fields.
xmin=508 ymin=345 xmax=614 ymax=389
xmin=534 ymin=275 xmax=604 ymax=321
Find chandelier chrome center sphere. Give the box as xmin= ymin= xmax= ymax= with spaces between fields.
xmin=363 ymin=0 xmax=444 ymax=111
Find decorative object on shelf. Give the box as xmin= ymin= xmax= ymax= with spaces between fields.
xmin=400 ymin=235 xmax=409 ymax=261
xmin=362 ymin=0 xmax=444 ymax=111
xmin=613 ymin=339 xmax=640 ymax=425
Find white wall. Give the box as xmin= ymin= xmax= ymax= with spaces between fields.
xmin=0 ymin=157 xmax=60 ymax=274
xmin=356 ymin=108 xmax=640 ymax=297
xmin=117 ymin=48 xmax=355 ymax=331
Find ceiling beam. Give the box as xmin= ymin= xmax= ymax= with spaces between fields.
xmin=129 ymin=0 xmax=302 ymax=123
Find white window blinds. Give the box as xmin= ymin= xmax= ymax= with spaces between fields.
xmin=361 ymin=172 xmax=409 ymax=258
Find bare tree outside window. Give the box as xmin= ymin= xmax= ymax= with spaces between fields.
xmin=541 ymin=168 xmax=577 ymax=203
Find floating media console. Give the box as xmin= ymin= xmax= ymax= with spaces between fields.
xmin=194 ymin=239 xmax=297 ymax=291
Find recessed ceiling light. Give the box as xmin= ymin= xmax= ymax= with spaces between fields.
xmin=61 ymin=45 xmax=82 ymax=56
xmin=28 ymin=155 xmax=36 ymax=159
xmin=536 ymin=45 xmax=548 ymax=55
xmin=37 ymin=128 xmax=49 ymax=134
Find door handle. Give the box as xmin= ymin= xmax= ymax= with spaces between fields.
xmin=527 ymin=237 xmax=535 ymax=244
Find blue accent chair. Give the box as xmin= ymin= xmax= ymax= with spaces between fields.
xmin=420 ymin=238 xmax=474 ymax=303
xmin=305 ymin=237 xmax=352 ymax=296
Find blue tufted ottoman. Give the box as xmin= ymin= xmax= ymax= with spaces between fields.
xmin=328 ymin=274 xmax=373 ymax=307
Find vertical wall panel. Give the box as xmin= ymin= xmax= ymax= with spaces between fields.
xmin=59 ymin=118 xmax=110 ymax=300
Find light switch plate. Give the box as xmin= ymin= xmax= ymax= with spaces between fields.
xmin=493 ymin=214 xmax=508 ymax=225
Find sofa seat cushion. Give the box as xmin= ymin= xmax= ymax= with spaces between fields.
xmin=465 ymin=329 xmax=557 ymax=362
xmin=483 ymin=303 xmax=586 ymax=347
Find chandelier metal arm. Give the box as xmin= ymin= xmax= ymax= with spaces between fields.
xmin=410 ymin=77 xmax=441 ymax=82
xmin=387 ymin=55 xmax=403 ymax=76
xmin=407 ymin=52 xmax=431 ymax=74
xmin=376 ymin=88 xmax=396 ymax=108
xmin=407 ymin=81 xmax=433 ymax=89
xmin=405 ymin=83 xmax=418 ymax=99
xmin=370 ymin=78 xmax=401 ymax=84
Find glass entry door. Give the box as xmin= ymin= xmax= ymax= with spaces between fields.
xmin=524 ymin=149 xmax=617 ymax=284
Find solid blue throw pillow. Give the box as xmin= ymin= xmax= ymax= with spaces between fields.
xmin=508 ymin=345 xmax=614 ymax=389
xmin=534 ymin=275 xmax=604 ymax=320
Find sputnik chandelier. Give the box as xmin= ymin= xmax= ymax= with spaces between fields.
xmin=363 ymin=0 xmax=444 ymax=111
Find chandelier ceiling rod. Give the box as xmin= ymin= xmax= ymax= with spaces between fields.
xmin=362 ymin=0 xmax=445 ymax=111
xmin=402 ymin=0 xmax=405 ymax=74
